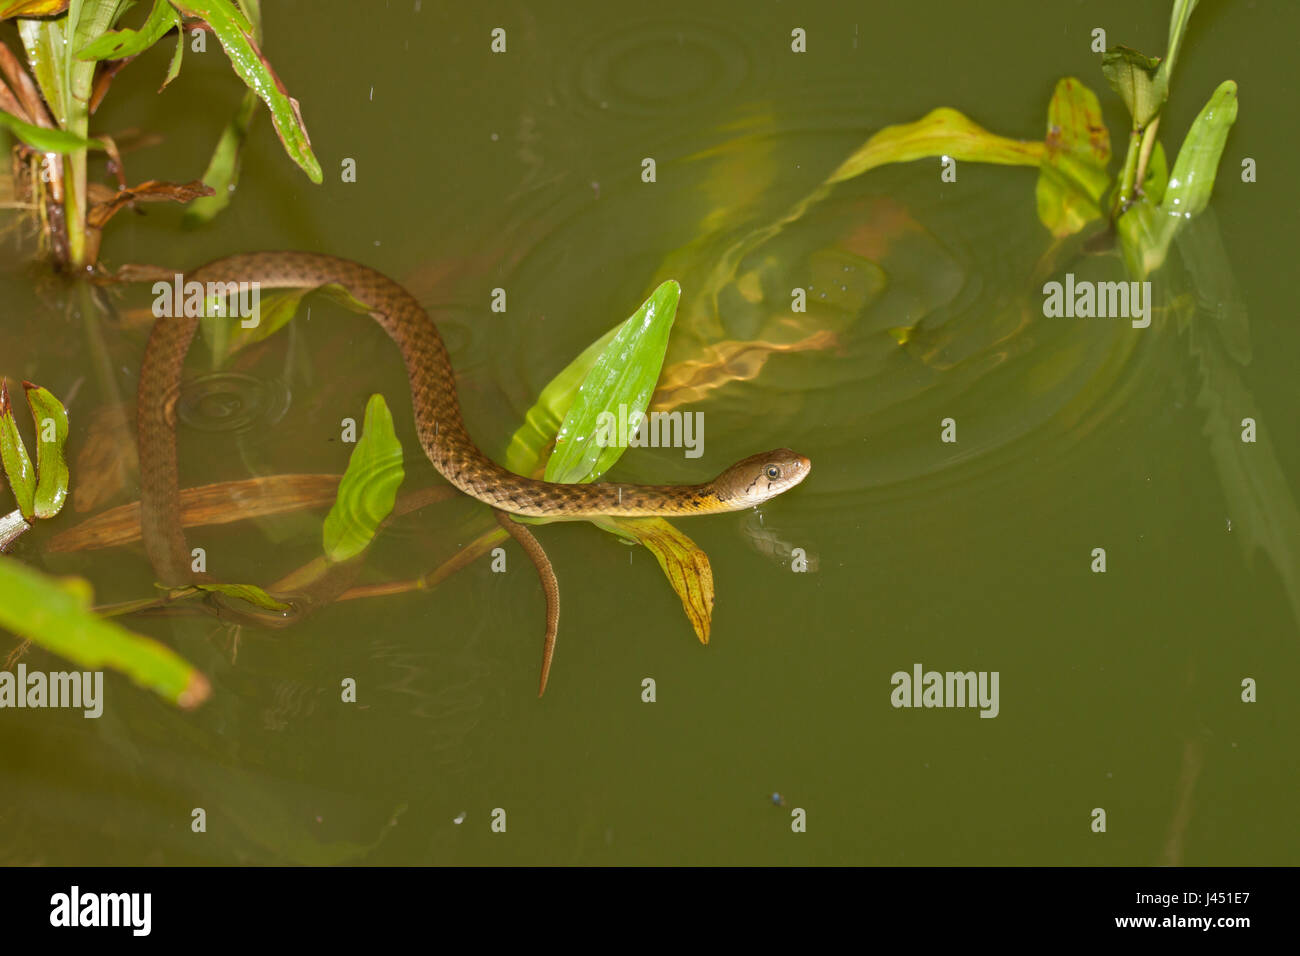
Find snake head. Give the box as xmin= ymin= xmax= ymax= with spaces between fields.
xmin=714 ymin=448 xmax=811 ymax=508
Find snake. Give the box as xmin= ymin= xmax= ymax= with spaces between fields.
xmin=133 ymin=252 xmax=811 ymax=689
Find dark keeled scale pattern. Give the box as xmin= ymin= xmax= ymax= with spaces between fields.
xmin=137 ymin=253 xmax=738 ymax=583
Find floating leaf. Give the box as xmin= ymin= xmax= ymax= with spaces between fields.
xmin=545 ymin=280 xmax=680 ymax=484
xmin=0 ymin=556 xmax=210 ymax=709
xmin=23 ymin=381 xmax=68 ymax=519
xmin=323 ymin=394 xmax=404 ymax=563
xmin=0 ymin=380 xmax=35 ymax=520
xmin=171 ymin=0 xmax=323 ymax=183
xmin=75 ymin=0 xmax=179 ymax=62
xmin=1036 ymin=77 xmax=1112 ymax=237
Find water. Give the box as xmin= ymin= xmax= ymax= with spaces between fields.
xmin=1 ymin=0 xmax=1296 ymax=865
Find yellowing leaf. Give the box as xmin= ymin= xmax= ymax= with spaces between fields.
xmin=827 ymin=107 xmax=1045 ymax=186
xmin=597 ymin=516 xmax=714 ymax=644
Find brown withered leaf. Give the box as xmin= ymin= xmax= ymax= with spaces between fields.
xmin=72 ymin=402 xmax=137 ymax=513
xmin=86 ymin=178 xmax=214 ymax=228
xmin=0 ymin=40 xmax=52 ymax=128
xmin=51 ymin=473 xmax=344 ymax=552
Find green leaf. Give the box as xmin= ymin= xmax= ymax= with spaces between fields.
xmin=162 ymin=18 xmax=183 ymax=86
xmin=503 ymin=323 xmax=621 ymax=476
xmin=171 ymin=0 xmax=323 ymax=183
xmin=1161 ymin=80 xmax=1237 ymax=221
xmin=323 ymin=394 xmax=404 ymax=563
xmin=17 ymin=18 xmax=68 ymax=126
xmin=0 ymin=556 xmax=211 ymax=709
xmin=23 ymin=381 xmax=69 ymax=519
xmin=826 ymin=107 xmax=1045 ymax=186
xmin=1035 ymin=77 xmax=1112 ymax=237
xmin=183 ymin=89 xmax=256 ymax=225
xmin=1155 ymin=0 xmax=1201 ymax=96
xmin=191 ymin=581 xmax=290 ymax=611
xmin=76 ymin=0 xmax=179 ymax=61
xmin=0 ymin=380 xmax=35 ymax=520
xmin=0 ymin=109 xmax=104 ymax=153
xmin=545 ymin=280 xmax=680 ymax=485
xmin=1118 ymin=80 xmax=1238 ymax=279
xmin=1101 ymin=45 xmax=1166 ymax=128
xmin=205 ymin=282 xmax=374 ymax=364
xmin=1140 ymin=139 xmax=1168 ymax=206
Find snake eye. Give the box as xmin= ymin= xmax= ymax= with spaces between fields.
xmin=765 ymin=465 xmax=782 ymax=480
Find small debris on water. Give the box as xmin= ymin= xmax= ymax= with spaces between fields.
xmin=453 ymin=811 xmax=467 ymax=825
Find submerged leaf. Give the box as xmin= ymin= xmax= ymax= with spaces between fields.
xmin=826 ymin=107 xmax=1045 ymax=186
xmin=23 ymin=382 xmax=69 ymax=519
xmin=0 ymin=557 xmax=210 ymax=709
xmin=213 ymin=282 xmax=371 ymax=363
xmin=546 ymin=280 xmax=680 ymax=484
xmin=323 ymin=394 xmax=404 ymax=563
xmin=184 ymin=89 xmax=257 ymax=225
xmin=190 ymin=581 xmax=290 ymax=612
xmin=51 ymin=473 xmax=344 ymax=552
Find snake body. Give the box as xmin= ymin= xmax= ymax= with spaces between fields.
xmin=136 ymin=252 xmax=810 ymax=585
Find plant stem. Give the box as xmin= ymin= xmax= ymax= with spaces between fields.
xmin=1134 ymin=116 xmax=1161 ymax=196
xmin=0 ymin=508 xmax=30 ymax=550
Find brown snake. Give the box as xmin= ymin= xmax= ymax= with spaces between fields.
xmin=133 ymin=252 xmax=811 ymax=690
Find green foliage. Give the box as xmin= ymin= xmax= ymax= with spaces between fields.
xmin=0 ymin=556 xmax=211 ymax=709
xmin=323 ymin=394 xmax=405 ymax=563
xmin=545 ymin=281 xmax=680 ymax=484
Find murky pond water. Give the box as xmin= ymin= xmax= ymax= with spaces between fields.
xmin=1 ymin=0 xmax=1297 ymax=864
